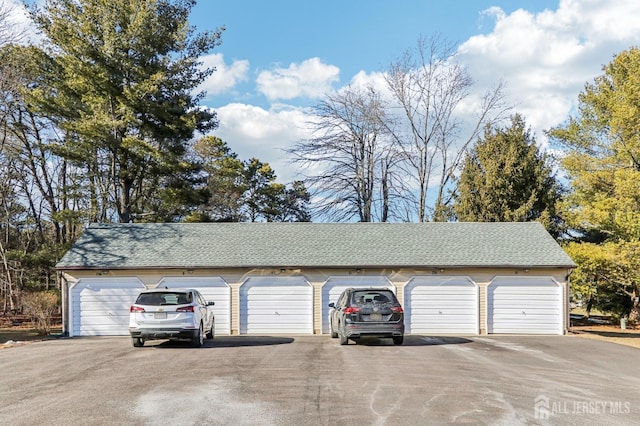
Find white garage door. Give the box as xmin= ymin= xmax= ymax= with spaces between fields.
xmin=240 ymin=276 xmax=313 ymax=334
xmin=70 ymin=277 xmax=145 ymax=337
xmin=487 ymin=276 xmax=563 ymax=335
xmin=404 ymin=276 xmax=479 ymax=335
xmin=321 ymin=276 xmax=395 ymax=334
xmin=158 ymin=276 xmax=231 ymax=335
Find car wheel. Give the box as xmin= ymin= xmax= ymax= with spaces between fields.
xmin=338 ymin=324 xmax=348 ymax=345
xmin=192 ymin=323 xmax=204 ymax=348
xmin=393 ymin=335 xmax=404 ymax=345
xmin=206 ymin=321 xmax=214 ymax=340
xmin=132 ymin=337 xmax=144 ymax=347
xmin=330 ymin=319 xmax=338 ymax=338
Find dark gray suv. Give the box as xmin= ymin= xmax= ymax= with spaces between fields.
xmin=328 ymin=288 xmax=405 ymax=345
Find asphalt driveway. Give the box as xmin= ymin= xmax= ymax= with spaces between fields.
xmin=0 ymin=335 xmax=638 ymax=425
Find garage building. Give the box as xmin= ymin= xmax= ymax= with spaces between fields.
xmin=56 ymin=222 xmax=575 ymax=337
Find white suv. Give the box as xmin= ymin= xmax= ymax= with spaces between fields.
xmin=129 ymin=288 xmax=215 ymax=347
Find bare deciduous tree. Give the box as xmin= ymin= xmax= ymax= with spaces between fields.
xmin=385 ymin=34 xmax=510 ymax=222
xmin=289 ymin=85 xmax=406 ymax=222
xmin=0 ymin=0 xmax=28 ymax=313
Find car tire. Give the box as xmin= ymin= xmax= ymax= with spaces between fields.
xmin=338 ymin=325 xmax=348 ymax=345
xmin=192 ymin=323 xmax=204 ymax=348
xmin=393 ymin=335 xmax=404 ymax=345
xmin=330 ymin=319 xmax=338 ymax=338
xmin=206 ymin=321 xmax=214 ymax=340
xmin=132 ymin=337 xmax=144 ymax=347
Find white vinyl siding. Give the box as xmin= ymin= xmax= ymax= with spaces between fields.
xmin=157 ymin=276 xmax=231 ymax=335
xmin=70 ymin=277 xmax=145 ymax=337
xmin=404 ymin=276 xmax=479 ymax=335
xmin=487 ymin=276 xmax=563 ymax=335
xmin=240 ymin=276 xmax=313 ymax=334
xmin=321 ymin=276 xmax=395 ymax=334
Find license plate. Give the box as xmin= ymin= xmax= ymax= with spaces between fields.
xmin=370 ymin=313 xmax=382 ymax=321
xmin=154 ymin=312 xmax=167 ymax=319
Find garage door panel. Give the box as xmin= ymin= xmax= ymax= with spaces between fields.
xmin=247 ymin=286 xmax=308 ymax=294
xmin=71 ymin=278 xmax=145 ymax=337
xmin=247 ymin=315 xmax=312 ymax=324
xmin=411 ymin=292 xmax=476 ymax=305
xmin=412 ymin=314 xmax=477 ymax=321
xmin=75 ymin=293 xmax=139 ymax=304
xmin=493 ymin=299 xmax=560 ymax=306
xmin=493 ymin=306 xmax=561 ymax=312
xmin=198 ymin=288 xmax=230 ymax=336
xmin=487 ymin=277 xmax=563 ymax=335
xmin=73 ymin=300 xmax=134 ymax=310
xmin=246 ymin=315 xmax=311 ymax=322
xmin=412 ymin=299 xmax=475 ymax=305
xmin=74 ymin=315 xmax=126 ymax=326
xmin=411 ymin=311 xmax=478 ymax=317
xmin=245 ymin=325 xmax=311 ymax=333
xmin=413 ymin=310 xmax=477 ymax=317
xmin=247 ymin=291 xmax=309 ymax=297
xmin=493 ymin=312 xmax=561 ymax=319
xmin=493 ymin=314 xmax=561 ymax=322
xmin=240 ymin=277 xmax=312 ymax=334
xmin=492 ymin=302 xmax=561 ymax=310
xmin=244 ymin=306 xmax=312 ymax=315
xmin=492 ymin=327 xmax=548 ymax=334
xmin=493 ymin=294 xmax=560 ymax=300
xmin=412 ymin=286 xmax=473 ymax=293
xmin=246 ymin=293 xmax=309 ymax=301
xmin=78 ymin=287 xmax=136 ymax=295
xmin=410 ymin=307 xmax=476 ymax=314
xmin=405 ymin=276 xmax=478 ymax=335
xmin=493 ymin=290 xmax=560 ymax=296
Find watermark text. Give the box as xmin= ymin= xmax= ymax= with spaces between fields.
xmin=535 ymin=395 xmax=631 ymax=419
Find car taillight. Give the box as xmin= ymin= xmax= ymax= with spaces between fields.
xmin=344 ymin=307 xmax=360 ymax=314
xmin=130 ymin=306 xmax=145 ymax=313
xmin=391 ymin=306 xmax=404 ymax=313
xmin=176 ymin=306 xmax=195 ymax=312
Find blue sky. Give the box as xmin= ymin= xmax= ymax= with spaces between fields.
xmin=13 ymin=1 xmax=640 ymax=185
xmin=181 ymin=0 xmax=640 ymax=184
xmin=191 ymin=0 xmax=560 ymax=109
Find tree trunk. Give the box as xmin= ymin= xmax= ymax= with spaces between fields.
xmin=381 ymin=163 xmax=389 ymax=223
xmin=629 ymin=289 xmax=640 ymax=324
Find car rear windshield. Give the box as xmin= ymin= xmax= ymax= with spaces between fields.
xmin=351 ymin=290 xmax=397 ymax=305
xmin=136 ymin=292 xmax=191 ymax=306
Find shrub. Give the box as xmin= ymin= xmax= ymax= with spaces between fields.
xmin=22 ymin=291 xmax=59 ymax=335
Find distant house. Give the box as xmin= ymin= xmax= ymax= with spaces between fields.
xmin=56 ymin=222 xmax=575 ymax=337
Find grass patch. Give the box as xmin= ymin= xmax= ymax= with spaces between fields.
xmin=570 ymin=307 xmax=608 ymax=317
xmin=1 ymin=314 xmax=62 ymax=344
xmin=0 ymin=326 xmax=63 ymax=344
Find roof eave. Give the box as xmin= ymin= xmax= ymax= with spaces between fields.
xmin=57 ymin=263 xmax=576 ymax=271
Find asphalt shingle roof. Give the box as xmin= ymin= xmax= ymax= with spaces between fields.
xmin=55 ymin=222 xmax=575 ymax=270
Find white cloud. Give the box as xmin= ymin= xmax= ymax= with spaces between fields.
xmin=198 ymin=53 xmax=249 ymax=98
xmin=209 ymin=103 xmax=312 ymax=182
xmin=3 ymin=0 xmax=39 ymax=45
xmin=256 ymin=57 xmax=340 ymax=101
xmin=206 ymin=0 xmax=640 ymax=187
xmin=348 ymin=70 xmax=388 ymax=93
xmin=457 ymin=0 xmax=640 ymax=146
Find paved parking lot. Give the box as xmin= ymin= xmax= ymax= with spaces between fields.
xmin=0 ymin=335 xmax=639 ymax=425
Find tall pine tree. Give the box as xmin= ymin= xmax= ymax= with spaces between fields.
xmin=25 ymin=0 xmax=223 ymax=223
xmin=454 ymin=114 xmax=563 ymax=236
